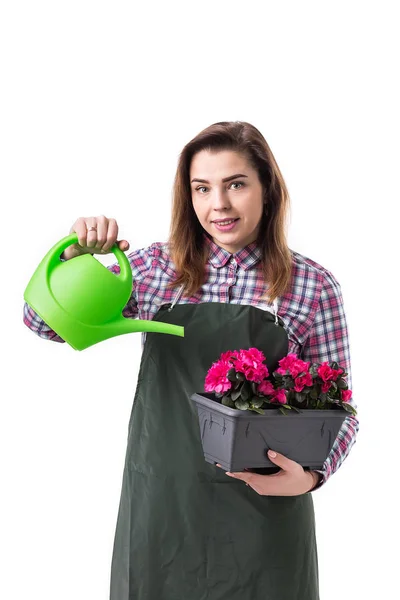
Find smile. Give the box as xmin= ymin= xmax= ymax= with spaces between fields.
xmin=213 ymin=219 xmax=240 ymax=231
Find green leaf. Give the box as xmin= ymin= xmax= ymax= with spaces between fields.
xmin=236 ymin=371 xmax=245 ymax=381
xmin=221 ymin=395 xmax=236 ymax=408
xmin=248 ymin=406 xmax=265 ymax=415
xmin=251 ymin=397 xmax=265 ymax=409
xmin=240 ymin=381 xmax=252 ymax=401
xmin=341 ymin=402 xmax=357 ymax=415
xmin=337 ymin=378 xmax=348 ymax=390
xmin=326 ymin=400 xmax=337 ymax=408
xmin=235 ymin=399 xmax=250 ymax=411
xmin=310 ymin=363 xmax=319 ymax=377
xmin=227 ymin=368 xmax=237 ymax=382
xmin=231 ymin=388 xmax=242 ymax=401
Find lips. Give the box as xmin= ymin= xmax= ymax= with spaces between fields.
xmin=212 ymin=218 xmax=240 ymax=232
xmin=212 ymin=218 xmax=239 ymax=224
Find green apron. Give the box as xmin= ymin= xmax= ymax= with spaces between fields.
xmin=110 ymin=299 xmax=319 ymax=600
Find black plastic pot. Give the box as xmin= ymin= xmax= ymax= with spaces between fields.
xmin=191 ymin=391 xmax=348 ymax=472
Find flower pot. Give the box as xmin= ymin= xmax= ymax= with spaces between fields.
xmin=191 ymin=391 xmax=348 ymax=472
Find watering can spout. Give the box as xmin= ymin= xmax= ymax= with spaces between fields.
xmin=24 ymin=233 xmax=185 ymax=350
xmin=93 ymin=316 xmax=184 ymax=343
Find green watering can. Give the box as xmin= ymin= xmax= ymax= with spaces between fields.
xmin=24 ymin=233 xmax=185 ymax=350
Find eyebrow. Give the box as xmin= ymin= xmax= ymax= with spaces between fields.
xmin=190 ymin=173 xmax=248 ymax=184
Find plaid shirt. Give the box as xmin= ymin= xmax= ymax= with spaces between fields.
xmin=23 ymin=234 xmax=359 ymax=489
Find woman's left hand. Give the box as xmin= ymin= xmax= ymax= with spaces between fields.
xmin=216 ymin=450 xmax=321 ymax=496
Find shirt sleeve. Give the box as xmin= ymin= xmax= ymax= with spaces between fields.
xmin=23 ymin=257 xmax=139 ymax=343
xmin=300 ymin=272 xmax=359 ymax=490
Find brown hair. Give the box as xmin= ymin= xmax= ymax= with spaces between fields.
xmin=167 ymin=121 xmax=293 ymax=303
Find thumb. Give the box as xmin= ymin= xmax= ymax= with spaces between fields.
xmin=267 ymin=449 xmax=291 ymax=470
xmin=117 ymin=239 xmax=130 ymax=251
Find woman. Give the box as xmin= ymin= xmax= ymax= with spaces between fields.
xmin=24 ymin=121 xmax=359 ymax=599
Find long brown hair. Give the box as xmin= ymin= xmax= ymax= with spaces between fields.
xmin=167 ymin=121 xmax=293 ymax=303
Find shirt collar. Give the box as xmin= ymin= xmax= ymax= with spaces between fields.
xmin=203 ymin=232 xmax=262 ymax=270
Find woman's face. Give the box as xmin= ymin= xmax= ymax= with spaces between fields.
xmin=190 ymin=149 xmax=265 ymax=254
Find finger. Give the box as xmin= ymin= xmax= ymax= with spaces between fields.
xmin=216 ymin=464 xmax=253 ymax=487
xmin=101 ymin=218 xmax=118 ymax=253
xmin=267 ymin=450 xmax=299 ymax=473
xmin=118 ymin=240 xmax=130 ymax=251
xmin=94 ymin=215 xmax=108 ymax=252
xmin=85 ymin=217 xmax=98 ymax=248
xmin=215 ymin=463 xmax=248 ymax=472
xmin=225 ymin=471 xmax=252 ymax=483
xmin=72 ymin=217 xmax=89 ymax=248
xmin=216 ymin=463 xmax=245 ymax=475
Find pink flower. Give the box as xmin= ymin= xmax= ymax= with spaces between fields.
xmin=318 ymin=362 xmax=335 ymax=382
xmin=321 ymin=381 xmax=332 ymax=393
xmin=271 ymin=389 xmax=287 ymax=404
xmin=258 ymin=380 xmax=275 ymax=396
xmin=204 ymin=362 xmax=232 ymax=394
xmin=332 ymin=368 xmax=344 ymax=381
xmin=246 ymin=347 xmax=267 ymax=364
xmin=294 ymin=372 xmax=313 ymax=392
xmin=290 ymin=359 xmax=310 ymax=378
xmin=341 ymin=389 xmax=353 ymax=403
xmin=234 ymin=349 xmax=269 ymax=383
xmin=275 ymin=353 xmax=298 ymax=374
xmin=219 ymin=349 xmax=240 ymax=364
xmin=276 ymin=354 xmax=310 ymax=378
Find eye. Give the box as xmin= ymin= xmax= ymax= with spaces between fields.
xmin=230 ymin=181 xmax=244 ymax=190
xmin=195 ymin=181 xmax=245 ymax=193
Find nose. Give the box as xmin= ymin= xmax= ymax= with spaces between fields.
xmin=211 ymin=187 xmax=231 ymax=211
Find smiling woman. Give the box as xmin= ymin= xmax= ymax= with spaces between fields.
xmin=190 ymin=151 xmax=266 ymax=254
xmin=166 ymin=121 xmax=293 ymax=304
xmin=23 ymin=120 xmax=358 ymax=600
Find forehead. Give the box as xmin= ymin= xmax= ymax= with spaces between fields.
xmin=190 ymin=149 xmax=252 ymax=177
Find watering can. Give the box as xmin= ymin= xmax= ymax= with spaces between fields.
xmin=24 ymin=233 xmax=184 ymax=350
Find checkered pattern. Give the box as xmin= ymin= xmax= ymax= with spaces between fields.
xmin=23 ymin=233 xmax=359 ymax=488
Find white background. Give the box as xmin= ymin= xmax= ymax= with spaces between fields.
xmin=1 ymin=1 xmax=398 ymax=598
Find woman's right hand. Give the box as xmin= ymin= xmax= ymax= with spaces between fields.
xmin=62 ymin=215 xmax=130 ymax=260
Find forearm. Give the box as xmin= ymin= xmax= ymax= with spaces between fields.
xmin=299 ymin=273 xmax=359 ymax=490
xmin=23 ymin=302 xmax=65 ymax=343
xmin=313 ymin=414 xmax=359 ymax=489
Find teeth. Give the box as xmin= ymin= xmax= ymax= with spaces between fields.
xmin=215 ymin=219 xmax=236 ymax=225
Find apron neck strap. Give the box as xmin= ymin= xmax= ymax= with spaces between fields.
xmin=169 ymin=284 xmax=279 ymax=325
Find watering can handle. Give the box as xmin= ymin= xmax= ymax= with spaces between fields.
xmin=53 ymin=232 xmax=132 ymax=282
